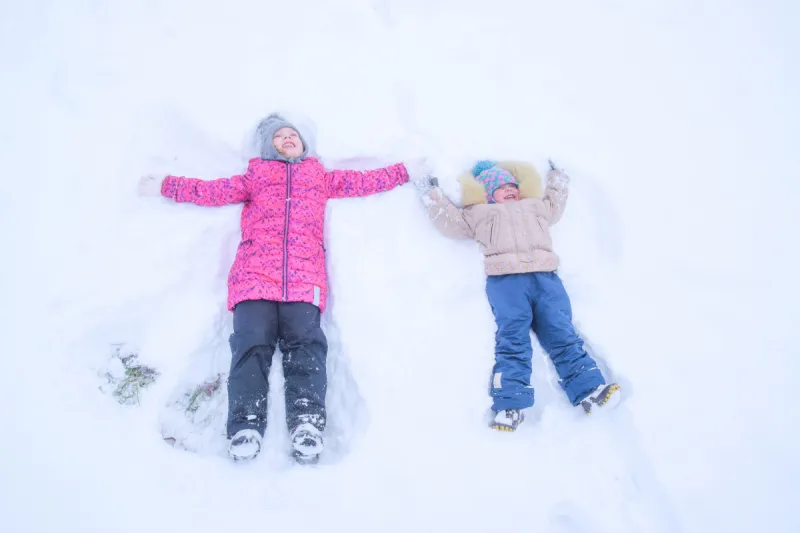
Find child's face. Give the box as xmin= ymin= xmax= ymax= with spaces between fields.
xmin=273 ymin=127 xmax=304 ymax=158
xmin=492 ymin=184 xmax=520 ymax=203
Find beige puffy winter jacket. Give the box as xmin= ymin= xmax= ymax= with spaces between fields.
xmin=427 ymin=161 xmax=569 ymax=276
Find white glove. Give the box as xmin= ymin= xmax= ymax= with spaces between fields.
xmin=138 ymin=174 xmax=165 ymax=197
xmin=412 ymin=175 xmax=439 ymax=195
xmin=546 ymin=158 xmax=570 ymax=188
xmin=412 ymin=175 xmax=442 ymax=206
xmin=546 ymin=169 xmax=570 ymax=188
xmin=404 ymin=157 xmax=433 ymax=180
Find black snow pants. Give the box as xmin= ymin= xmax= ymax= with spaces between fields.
xmin=226 ymin=299 xmax=328 ymax=438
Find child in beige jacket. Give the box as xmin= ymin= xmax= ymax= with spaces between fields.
xmin=418 ymin=160 xmax=620 ymax=431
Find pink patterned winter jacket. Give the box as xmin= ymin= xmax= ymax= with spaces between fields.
xmin=161 ymin=157 xmax=409 ymax=312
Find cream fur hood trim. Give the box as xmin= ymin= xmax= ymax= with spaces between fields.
xmin=457 ymin=161 xmax=543 ymax=206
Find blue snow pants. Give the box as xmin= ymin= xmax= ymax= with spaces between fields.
xmin=486 ymin=272 xmax=605 ymax=410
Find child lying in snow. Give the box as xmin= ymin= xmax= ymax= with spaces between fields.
xmin=139 ymin=114 xmax=428 ymax=462
xmin=416 ymin=160 xmax=620 ymax=431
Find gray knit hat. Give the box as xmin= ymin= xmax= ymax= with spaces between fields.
xmin=255 ymin=113 xmax=308 ymax=162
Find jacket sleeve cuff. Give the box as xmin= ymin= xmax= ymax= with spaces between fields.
xmin=160 ymin=176 xmax=179 ymax=200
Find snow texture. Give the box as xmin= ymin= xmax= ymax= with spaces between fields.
xmin=1 ymin=1 xmax=798 ymax=532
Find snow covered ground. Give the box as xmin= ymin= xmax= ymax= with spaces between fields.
xmin=1 ymin=1 xmax=798 ymax=532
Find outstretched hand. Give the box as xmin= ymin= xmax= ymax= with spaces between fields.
xmin=138 ymin=174 xmax=164 ymax=197
xmin=412 ymin=175 xmax=438 ymax=192
xmin=546 ymin=158 xmax=570 ymax=187
xmin=546 ymin=169 xmax=570 ymax=188
xmin=411 ymin=175 xmax=441 ymax=203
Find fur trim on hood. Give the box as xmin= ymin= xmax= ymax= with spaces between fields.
xmin=457 ymin=161 xmax=543 ymax=206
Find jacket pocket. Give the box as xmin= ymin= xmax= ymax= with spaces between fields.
xmin=232 ymin=239 xmax=254 ymax=270
xmin=489 ymin=217 xmax=499 ymax=247
xmin=479 ymin=214 xmax=498 ymax=246
xmin=533 ymin=216 xmax=552 ymax=250
xmin=476 ymin=215 xmax=499 ymax=248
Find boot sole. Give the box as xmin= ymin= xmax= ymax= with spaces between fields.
xmin=228 ymin=429 xmax=262 ymax=461
xmin=291 ymin=427 xmax=323 ymax=465
xmin=584 ymin=383 xmax=621 ymax=415
xmin=491 ymin=424 xmax=517 ymax=432
xmin=292 ymin=450 xmax=320 ymax=465
xmin=490 ymin=412 xmax=525 ymax=432
xmin=229 ymin=446 xmax=260 ymax=461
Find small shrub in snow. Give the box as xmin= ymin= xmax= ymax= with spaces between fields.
xmin=98 ymin=344 xmax=160 ymax=405
xmin=182 ymin=374 xmax=224 ymax=414
xmin=161 ymin=373 xmax=227 ymax=451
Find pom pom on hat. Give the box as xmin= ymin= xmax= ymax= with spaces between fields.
xmin=472 ymin=160 xmax=497 ymax=177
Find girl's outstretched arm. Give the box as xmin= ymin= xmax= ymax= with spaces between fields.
xmin=325 ymin=163 xmax=409 ymax=199
xmin=157 ymin=168 xmax=252 ymax=206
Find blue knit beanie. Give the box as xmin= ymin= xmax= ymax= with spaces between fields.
xmin=472 ymin=160 xmax=518 ymax=203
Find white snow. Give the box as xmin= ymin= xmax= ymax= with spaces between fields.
xmin=1 ymin=1 xmax=799 ymax=532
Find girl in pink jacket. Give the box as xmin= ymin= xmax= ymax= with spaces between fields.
xmin=140 ymin=114 xmax=414 ymax=463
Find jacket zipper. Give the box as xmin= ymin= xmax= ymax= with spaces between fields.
xmin=283 ymin=162 xmax=292 ymax=301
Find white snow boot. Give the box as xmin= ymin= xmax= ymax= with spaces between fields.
xmin=228 ymin=429 xmax=262 ymax=461
xmin=579 ymin=383 xmax=621 ymax=415
xmin=291 ymin=423 xmax=323 ymax=465
xmin=490 ymin=408 xmax=524 ymax=432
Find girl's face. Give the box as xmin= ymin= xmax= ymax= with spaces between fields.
xmin=492 ymin=183 xmax=520 ymax=203
xmin=273 ymin=127 xmax=304 ymax=158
